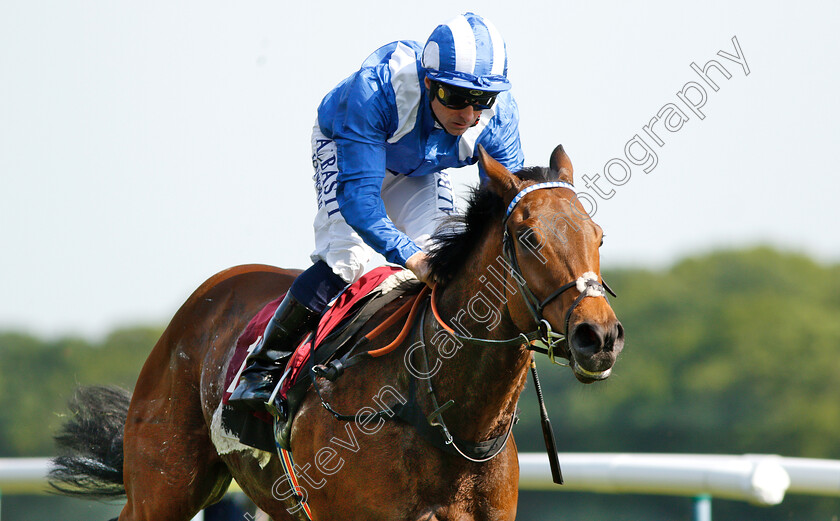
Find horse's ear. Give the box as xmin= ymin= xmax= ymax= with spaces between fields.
xmin=478 ymin=145 xmax=520 ymax=195
xmin=549 ymin=144 xmax=574 ymax=185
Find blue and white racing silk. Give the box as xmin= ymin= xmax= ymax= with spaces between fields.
xmin=316 ymin=40 xmax=524 ymax=267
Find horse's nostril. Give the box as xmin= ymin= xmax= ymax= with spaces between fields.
xmin=571 ymin=322 xmax=602 ymax=356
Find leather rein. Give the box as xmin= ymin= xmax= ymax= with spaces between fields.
xmin=430 ymin=181 xmax=616 ymax=364
xmin=311 ymin=181 xmax=616 ymax=476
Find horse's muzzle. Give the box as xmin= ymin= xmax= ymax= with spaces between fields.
xmin=568 ymin=320 xmax=625 ymax=383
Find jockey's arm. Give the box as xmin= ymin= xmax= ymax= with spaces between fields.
xmin=335 ymin=165 xmax=432 ymax=283
xmin=334 ymin=153 xmax=422 ymax=267
xmin=326 ymin=68 xmax=423 ymax=270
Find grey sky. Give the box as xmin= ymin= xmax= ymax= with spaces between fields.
xmin=1 ymin=1 xmax=838 ymax=337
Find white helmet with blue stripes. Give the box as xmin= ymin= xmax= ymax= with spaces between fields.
xmin=422 ymin=12 xmax=511 ymax=92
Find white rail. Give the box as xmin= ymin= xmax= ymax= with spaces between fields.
xmin=520 ymin=453 xmax=801 ymax=505
xmin=3 ymin=453 xmax=839 ymax=504
xmin=0 ymin=459 xmax=50 ymax=495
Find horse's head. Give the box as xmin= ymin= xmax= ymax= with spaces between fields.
xmin=479 ymin=145 xmax=625 ymax=383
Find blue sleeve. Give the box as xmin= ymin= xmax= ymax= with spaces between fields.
xmin=321 ymin=67 xmax=422 ymax=266
xmin=476 ymin=93 xmax=525 ymax=182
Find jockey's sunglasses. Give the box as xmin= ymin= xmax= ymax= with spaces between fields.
xmin=431 ymin=81 xmax=497 ymax=111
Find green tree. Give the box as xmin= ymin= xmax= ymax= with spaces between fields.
xmin=0 ymin=326 xmax=161 ymax=456
xmin=3 ymin=247 xmax=839 ymax=520
xmin=517 ymin=247 xmax=840 ymax=458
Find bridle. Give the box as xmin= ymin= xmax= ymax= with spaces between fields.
xmin=502 ymin=181 xmax=617 ymax=362
xmin=310 ymin=180 xmax=617 ymax=474
xmin=419 ymin=180 xmax=618 ymax=473
xmin=432 ymin=181 xmax=616 ymax=365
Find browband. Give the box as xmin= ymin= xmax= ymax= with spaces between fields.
xmin=504 ymin=181 xmax=575 ymax=220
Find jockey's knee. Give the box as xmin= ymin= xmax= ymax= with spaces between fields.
xmin=289 ymin=260 xmax=347 ymax=313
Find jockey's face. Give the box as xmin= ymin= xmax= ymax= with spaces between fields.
xmin=425 ymin=78 xmax=482 ymax=136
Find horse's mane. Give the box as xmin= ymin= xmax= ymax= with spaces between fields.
xmin=427 ymin=166 xmax=561 ymax=283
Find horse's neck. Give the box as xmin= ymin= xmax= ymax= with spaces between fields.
xmin=425 ymin=235 xmax=533 ymax=441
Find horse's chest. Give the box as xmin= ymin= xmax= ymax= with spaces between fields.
xmin=412 ymin=502 xmax=515 ymax=521
xmin=407 ymin=465 xmax=517 ymax=521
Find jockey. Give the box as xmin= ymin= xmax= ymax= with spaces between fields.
xmin=230 ymin=12 xmax=525 ymax=412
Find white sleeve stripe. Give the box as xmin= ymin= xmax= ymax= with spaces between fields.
xmin=387 ymin=42 xmax=422 ymax=144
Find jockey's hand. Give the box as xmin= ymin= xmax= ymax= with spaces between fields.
xmin=406 ymin=251 xmax=435 ymax=287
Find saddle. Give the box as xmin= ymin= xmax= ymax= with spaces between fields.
xmin=221 ymin=266 xmax=422 ymax=452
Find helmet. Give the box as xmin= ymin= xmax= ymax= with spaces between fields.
xmin=422 ymin=12 xmax=511 ymax=92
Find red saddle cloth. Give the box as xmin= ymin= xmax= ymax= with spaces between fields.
xmin=223 ymin=265 xmax=405 ymax=417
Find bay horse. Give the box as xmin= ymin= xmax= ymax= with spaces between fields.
xmin=50 ymin=145 xmax=624 ymax=520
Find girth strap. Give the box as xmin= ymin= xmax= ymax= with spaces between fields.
xmin=310 ymin=298 xmax=515 ymax=463
xmin=390 ymin=376 xmax=514 ymax=461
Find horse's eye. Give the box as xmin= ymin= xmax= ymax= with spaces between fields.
xmin=517 ymin=228 xmax=541 ymax=248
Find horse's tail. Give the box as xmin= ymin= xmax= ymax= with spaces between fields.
xmin=48 ymin=385 xmax=130 ymax=499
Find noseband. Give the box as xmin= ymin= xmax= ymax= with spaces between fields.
xmin=432 ymin=181 xmax=615 ymax=364
xmin=502 ymin=181 xmax=616 ymax=363
xmin=313 ymin=181 xmax=618 ymax=473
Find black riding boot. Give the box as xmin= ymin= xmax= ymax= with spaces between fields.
xmin=229 ymin=292 xmax=320 ymax=412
